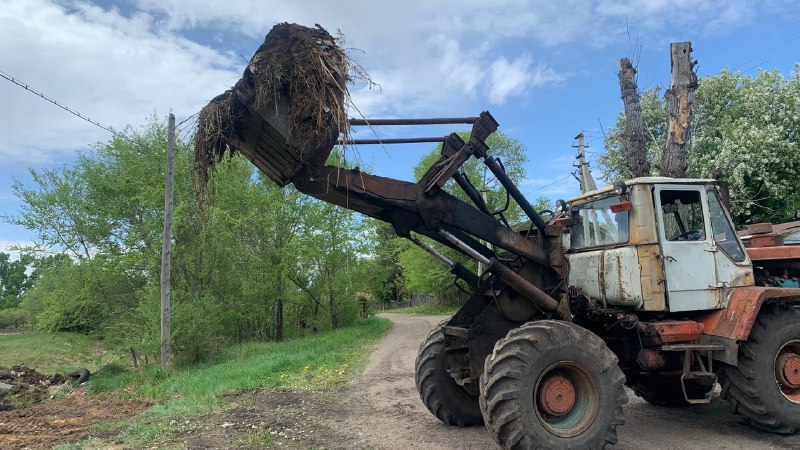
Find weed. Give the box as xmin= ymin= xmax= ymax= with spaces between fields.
xmin=382 ymin=304 xmax=460 ymax=315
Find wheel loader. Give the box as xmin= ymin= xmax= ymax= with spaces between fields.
xmin=211 ymin=105 xmax=800 ymax=448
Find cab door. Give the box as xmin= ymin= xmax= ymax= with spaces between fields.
xmin=654 ymin=186 xmax=720 ymax=311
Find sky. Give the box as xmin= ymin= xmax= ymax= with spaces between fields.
xmin=1 ymin=0 xmax=799 ymax=257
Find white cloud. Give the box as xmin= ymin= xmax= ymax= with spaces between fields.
xmin=488 ymin=54 xmax=562 ymax=104
xmin=0 ymin=240 xmax=36 ymax=261
xmin=0 ymin=0 xmax=240 ymax=163
xmin=0 ymin=0 xmax=791 ymax=165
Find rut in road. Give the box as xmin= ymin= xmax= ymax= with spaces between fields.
xmin=174 ymin=313 xmax=800 ymax=449
xmin=332 ymin=313 xmax=800 ymax=450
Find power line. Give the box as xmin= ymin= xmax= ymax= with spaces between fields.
xmin=0 ymin=69 xmax=131 ymax=142
xmin=1 ymin=68 xmax=198 ymax=145
xmin=741 ymin=45 xmax=800 ymax=74
xmin=731 ymin=33 xmax=800 ymax=71
xmin=525 ymin=174 xmax=573 ymax=195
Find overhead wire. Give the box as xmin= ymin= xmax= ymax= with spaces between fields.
xmin=741 ymin=45 xmax=800 ymax=74
xmin=0 ymin=69 xmax=134 ymax=143
xmin=0 ymin=68 xmax=199 ymax=145
xmin=525 ymin=174 xmax=573 ymax=196
xmin=731 ymin=33 xmax=800 ymax=72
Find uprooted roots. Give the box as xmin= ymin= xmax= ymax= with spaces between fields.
xmin=193 ymin=23 xmax=353 ymax=194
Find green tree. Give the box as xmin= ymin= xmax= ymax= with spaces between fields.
xmin=599 ymin=68 xmax=800 ymax=225
xmin=0 ymin=252 xmax=35 ymax=309
xmin=397 ymin=131 xmax=529 ymax=301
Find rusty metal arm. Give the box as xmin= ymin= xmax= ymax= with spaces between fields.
xmin=349 ymin=117 xmax=480 ymax=126
xmin=408 ymin=234 xmax=480 ymax=287
xmin=439 ymin=230 xmax=558 ymax=312
xmin=292 ymin=166 xmax=548 ymax=266
xmin=338 ymin=137 xmax=449 ymax=145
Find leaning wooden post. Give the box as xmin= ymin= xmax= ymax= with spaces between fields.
xmin=161 ymin=113 xmax=175 ymax=366
xmin=617 ymin=58 xmax=651 ymax=178
xmin=662 ymin=42 xmax=697 ymax=178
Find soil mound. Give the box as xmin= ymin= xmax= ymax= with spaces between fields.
xmin=195 ymin=23 xmax=351 ymax=190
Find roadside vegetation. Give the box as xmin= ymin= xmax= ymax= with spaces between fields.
xmin=383 ymin=304 xmax=461 ymax=315
xmin=25 ymin=317 xmax=389 ymax=449
xmin=95 ymin=317 xmax=389 ymax=447
xmin=0 ymin=331 xmax=117 ymax=374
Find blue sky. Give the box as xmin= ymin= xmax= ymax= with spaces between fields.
xmin=1 ymin=0 xmax=799 ymax=256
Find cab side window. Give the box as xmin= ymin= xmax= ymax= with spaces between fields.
xmin=707 ymin=189 xmax=747 ymax=262
xmin=659 ymin=190 xmax=706 ymax=241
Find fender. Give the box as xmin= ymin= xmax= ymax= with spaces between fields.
xmin=697 ymin=287 xmax=800 ymax=341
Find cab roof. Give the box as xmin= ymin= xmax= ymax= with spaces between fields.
xmin=567 ymin=177 xmax=717 ymax=203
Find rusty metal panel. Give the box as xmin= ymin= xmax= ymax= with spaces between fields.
xmin=627 ymin=184 xmax=659 ymax=245
xmin=750 ymin=234 xmax=785 ymax=248
xmin=637 ymin=244 xmax=667 ymax=311
xmin=748 ymin=245 xmax=800 ymax=262
xmin=649 ymin=320 xmax=704 ymax=343
xmin=567 ymin=247 xmax=643 ymax=308
xmin=567 ymin=250 xmax=603 ymax=301
xmin=697 ymin=287 xmax=800 ymax=341
xmin=602 ymin=247 xmax=644 ymax=308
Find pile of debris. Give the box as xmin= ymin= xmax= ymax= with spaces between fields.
xmin=194 ymin=22 xmax=352 ymax=191
xmin=0 ymin=365 xmax=90 ymax=411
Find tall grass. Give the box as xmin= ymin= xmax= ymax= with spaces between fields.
xmin=0 ymin=331 xmax=118 ymax=373
xmin=90 ymin=317 xmax=391 ymax=409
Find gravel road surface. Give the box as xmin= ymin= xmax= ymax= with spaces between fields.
xmin=337 ymin=313 xmax=800 ymax=450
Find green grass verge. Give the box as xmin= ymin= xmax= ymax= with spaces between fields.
xmin=36 ymin=317 xmax=392 ymax=450
xmin=89 ymin=318 xmax=391 ymax=417
xmin=0 ymin=331 xmax=118 ymax=374
xmin=381 ymin=304 xmax=460 ymax=315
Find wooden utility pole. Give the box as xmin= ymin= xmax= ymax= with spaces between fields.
xmin=617 ymin=58 xmax=651 ymax=178
xmin=574 ymin=132 xmax=614 ymax=242
xmin=574 ymin=132 xmax=598 ymax=193
xmin=161 ymin=113 xmax=175 ymax=366
xmin=662 ymin=42 xmax=697 ymax=178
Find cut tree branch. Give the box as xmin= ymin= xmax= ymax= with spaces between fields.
xmin=617 ymin=58 xmax=651 ymax=178
xmin=662 ymin=42 xmax=698 ymax=178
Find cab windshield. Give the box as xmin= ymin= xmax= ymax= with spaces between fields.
xmin=570 ymin=196 xmax=630 ymax=249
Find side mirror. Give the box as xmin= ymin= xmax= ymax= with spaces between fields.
xmin=613 ymin=181 xmax=628 ymax=196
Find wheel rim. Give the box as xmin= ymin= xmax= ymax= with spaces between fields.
xmin=534 ymin=361 xmax=599 ymax=437
xmin=775 ymin=340 xmax=800 ymax=403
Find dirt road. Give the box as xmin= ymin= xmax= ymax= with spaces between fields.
xmin=136 ymin=313 xmax=800 ymax=449
xmin=325 ymin=313 xmax=800 ymax=449
xmin=8 ymin=313 xmax=800 ymax=449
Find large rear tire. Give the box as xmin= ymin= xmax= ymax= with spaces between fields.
xmin=719 ymin=304 xmax=800 ymax=434
xmin=479 ymin=320 xmax=627 ymax=449
xmin=414 ymin=322 xmax=483 ymax=427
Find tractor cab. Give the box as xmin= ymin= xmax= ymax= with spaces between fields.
xmin=562 ymin=177 xmax=754 ymax=312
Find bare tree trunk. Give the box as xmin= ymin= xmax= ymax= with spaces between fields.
xmin=276 ymin=298 xmax=284 ymax=341
xmin=662 ymin=42 xmax=697 ymax=178
xmin=617 ymin=58 xmax=651 ymax=178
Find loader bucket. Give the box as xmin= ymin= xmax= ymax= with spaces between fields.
xmin=195 ymin=23 xmax=350 ymax=188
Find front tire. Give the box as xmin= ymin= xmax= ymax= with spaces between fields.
xmin=479 ymin=320 xmax=627 ymax=449
xmin=414 ymin=322 xmax=483 ymax=427
xmin=720 ymin=304 xmax=800 ymax=434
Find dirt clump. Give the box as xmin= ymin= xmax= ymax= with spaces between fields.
xmin=0 ymin=365 xmax=72 ymax=411
xmin=194 ymin=22 xmax=352 ymax=191
xmin=0 ymin=391 xmax=149 ymax=450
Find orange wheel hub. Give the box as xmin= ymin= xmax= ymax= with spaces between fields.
xmin=537 ymin=374 xmax=576 ymax=417
xmin=777 ymin=353 xmax=800 ymax=388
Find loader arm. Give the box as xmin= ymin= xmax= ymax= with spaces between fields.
xmin=287 ymin=111 xmax=561 ymax=314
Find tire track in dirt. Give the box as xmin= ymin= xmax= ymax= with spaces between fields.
xmin=335 ymin=313 xmax=800 ymax=450
xmin=173 ymin=313 xmax=800 ymax=449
